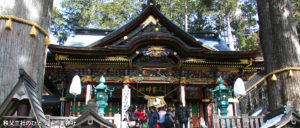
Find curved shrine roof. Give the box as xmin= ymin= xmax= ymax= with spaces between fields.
xmin=48 ymin=0 xmax=260 ymax=59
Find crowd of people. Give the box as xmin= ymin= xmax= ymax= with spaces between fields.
xmin=125 ymin=102 xmax=190 ymax=128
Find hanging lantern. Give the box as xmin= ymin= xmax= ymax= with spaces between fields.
xmin=69 ymin=75 xmax=82 ymax=96
xmin=233 ymin=78 xmax=246 ymax=97
xmin=271 ymin=74 xmax=277 ymax=81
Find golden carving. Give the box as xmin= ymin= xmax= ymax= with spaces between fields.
xmin=81 ymin=75 xmax=93 ymax=84
xmin=123 ymin=76 xmax=130 ymax=84
xmin=202 ymin=99 xmax=210 ymax=102
xmin=240 ymin=59 xmax=249 ymax=64
xmin=60 ymin=97 xmax=66 ymax=101
xmin=180 ymin=77 xmax=186 ymax=84
xmin=106 ymin=56 xmax=128 ymax=61
xmin=141 ymin=15 xmax=158 ymax=27
xmin=55 ymin=54 xmax=69 ymax=61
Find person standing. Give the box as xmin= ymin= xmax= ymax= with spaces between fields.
xmin=148 ymin=106 xmax=160 ymax=128
xmin=135 ymin=108 xmax=147 ymax=128
xmin=175 ymin=102 xmax=189 ymax=128
xmin=165 ymin=107 xmax=175 ymax=128
xmin=158 ymin=107 xmax=167 ymax=128
xmin=126 ymin=106 xmax=139 ymax=128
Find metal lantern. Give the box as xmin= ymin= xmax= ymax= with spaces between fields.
xmin=93 ymin=75 xmax=114 ymax=116
xmin=210 ymin=76 xmax=232 ymax=116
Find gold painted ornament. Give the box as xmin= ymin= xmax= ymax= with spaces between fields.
xmin=288 ymin=70 xmax=293 ymax=77
xmin=30 ymin=25 xmax=37 ymax=36
xmin=44 ymin=36 xmax=50 ymax=45
xmin=271 ymin=74 xmax=277 ymax=81
xmin=5 ymin=18 xmax=12 ymax=30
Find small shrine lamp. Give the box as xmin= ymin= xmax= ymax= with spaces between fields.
xmin=69 ymin=75 xmax=82 ymax=116
xmin=210 ymin=77 xmax=232 ymax=116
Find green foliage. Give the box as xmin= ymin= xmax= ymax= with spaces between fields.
xmin=238 ymin=32 xmax=260 ymax=51
xmin=50 ymin=0 xmax=142 ymax=44
xmin=231 ymin=0 xmax=260 ymax=51
xmin=51 ymin=0 xmax=262 ymax=51
xmin=293 ymin=0 xmax=300 ymax=39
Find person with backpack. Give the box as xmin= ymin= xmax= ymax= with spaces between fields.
xmin=165 ymin=107 xmax=175 ymax=128
xmin=175 ymin=102 xmax=190 ymax=128
xmin=126 ymin=106 xmax=139 ymax=128
xmin=148 ymin=106 xmax=160 ymax=128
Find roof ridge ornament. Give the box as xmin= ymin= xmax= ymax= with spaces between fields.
xmin=142 ymin=0 xmax=160 ymax=10
xmin=148 ymin=0 xmax=156 ymax=6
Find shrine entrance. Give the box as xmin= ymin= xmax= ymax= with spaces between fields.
xmin=129 ymin=83 xmax=180 ymax=108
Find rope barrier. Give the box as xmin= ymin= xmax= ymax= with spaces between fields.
xmin=0 ymin=15 xmax=50 ymax=45
xmin=244 ymin=67 xmax=300 ymax=94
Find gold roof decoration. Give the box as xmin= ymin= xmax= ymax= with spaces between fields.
xmin=55 ymin=54 xmax=69 ymax=61
xmin=185 ymin=58 xmax=206 ymax=63
xmin=148 ymin=46 xmax=165 ymax=51
xmin=141 ymin=15 xmax=159 ymax=28
xmin=106 ymin=56 xmax=128 ymax=61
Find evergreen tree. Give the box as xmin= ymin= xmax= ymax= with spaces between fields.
xmin=257 ymin=0 xmax=300 ymax=113
xmin=50 ymin=0 xmax=142 ymax=44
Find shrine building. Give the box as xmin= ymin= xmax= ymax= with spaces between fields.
xmin=44 ymin=0 xmax=263 ymax=127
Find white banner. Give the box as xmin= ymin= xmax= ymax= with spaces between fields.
xmin=121 ymin=85 xmax=131 ymax=121
xmin=180 ymin=85 xmax=186 ymax=106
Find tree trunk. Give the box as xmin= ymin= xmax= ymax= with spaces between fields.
xmin=257 ymin=0 xmax=300 ymax=112
xmin=226 ymin=15 xmax=235 ymax=50
xmin=184 ymin=0 xmax=188 ymax=31
xmin=0 ymin=0 xmax=53 ymax=104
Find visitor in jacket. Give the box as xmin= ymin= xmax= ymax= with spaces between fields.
xmin=175 ymin=102 xmax=190 ymax=128
xmin=165 ymin=107 xmax=175 ymax=128
xmin=148 ymin=106 xmax=160 ymax=128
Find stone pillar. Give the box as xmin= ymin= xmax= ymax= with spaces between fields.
xmin=121 ymin=76 xmax=131 ymax=128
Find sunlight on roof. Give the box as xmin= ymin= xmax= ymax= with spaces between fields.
xmin=64 ymin=35 xmax=105 ymax=47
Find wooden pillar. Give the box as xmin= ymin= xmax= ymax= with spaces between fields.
xmin=77 ymin=101 xmax=81 ymax=116
xmin=109 ymin=102 xmax=112 ymax=117
xmin=70 ymin=101 xmax=73 ymax=116
xmin=60 ymin=89 xmax=65 ymax=116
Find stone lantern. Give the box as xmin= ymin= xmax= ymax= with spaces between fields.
xmin=93 ymin=76 xmax=114 ymax=116
xmin=210 ymin=77 xmax=232 ymax=116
